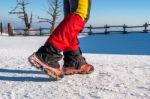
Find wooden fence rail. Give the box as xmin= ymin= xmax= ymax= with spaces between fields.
xmin=0 ymin=22 xmax=150 ymax=36
xmin=84 ymin=22 xmax=150 ymax=35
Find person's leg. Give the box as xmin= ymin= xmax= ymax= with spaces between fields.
xmin=47 ymin=13 xmax=85 ymax=51
xmin=28 ymin=0 xmax=93 ymax=79
xmin=48 ymin=0 xmax=91 ymax=51
xmin=62 ymin=0 xmax=94 ymax=74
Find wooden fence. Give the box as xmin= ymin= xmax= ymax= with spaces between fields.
xmin=0 ymin=22 xmax=2 ymax=35
xmin=13 ymin=27 xmax=50 ymax=36
xmin=0 ymin=22 xmax=150 ymax=36
xmin=83 ymin=22 xmax=150 ymax=35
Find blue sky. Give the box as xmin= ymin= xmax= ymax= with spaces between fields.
xmin=0 ymin=0 xmax=150 ymax=27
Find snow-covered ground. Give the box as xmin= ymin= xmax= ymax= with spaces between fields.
xmin=0 ymin=33 xmax=150 ymax=99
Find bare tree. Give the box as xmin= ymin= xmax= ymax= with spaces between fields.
xmin=38 ymin=0 xmax=62 ymax=33
xmin=9 ymin=0 xmax=32 ymax=35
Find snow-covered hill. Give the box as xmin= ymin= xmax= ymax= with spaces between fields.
xmin=0 ymin=34 xmax=150 ymax=99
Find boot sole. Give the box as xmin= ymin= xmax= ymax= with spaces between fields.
xmin=78 ymin=65 xmax=94 ymax=74
xmin=63 ymin=64 xmax=94 ymax=75
xmin=28 ymin=54 xmax=64 ymax=80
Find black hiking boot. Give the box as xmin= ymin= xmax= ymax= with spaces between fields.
xmin=63 ymin=48 xmax=94 ymax=75
xmin=28 ymin=42 xmax=64 ymax=80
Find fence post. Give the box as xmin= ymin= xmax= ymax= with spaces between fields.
xmin=88 ymin=25 xmax=92 ymax=35
xmin=123 ymin=24 xmax=127 ymax=34
xmin=0 ymin=22 xmax=2 ymax=35
xmin=8 ymin=23 xmax=13 ymax=36
xmin=39 ymin=27 xmax=42 ymax=36
xmin=143 ymin=22 xmax=148 ymax=33
xmin=104 ymin=24 xmax=109 ymax=34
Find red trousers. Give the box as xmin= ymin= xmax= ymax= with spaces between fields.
xmin=48 ymin=13 xmax=85 ymax=51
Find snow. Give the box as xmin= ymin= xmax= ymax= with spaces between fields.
xmin=1 ymin=33 xmax=9 ymax=36
xmin=0 ymin=33 xmax=150 ymax=99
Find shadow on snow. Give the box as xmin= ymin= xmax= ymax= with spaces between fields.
xmin=0 ymin=68 xmax=56 ymax=82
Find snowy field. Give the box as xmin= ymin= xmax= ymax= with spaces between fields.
xmin=0 ymin=33 xmax=150 ymax=99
